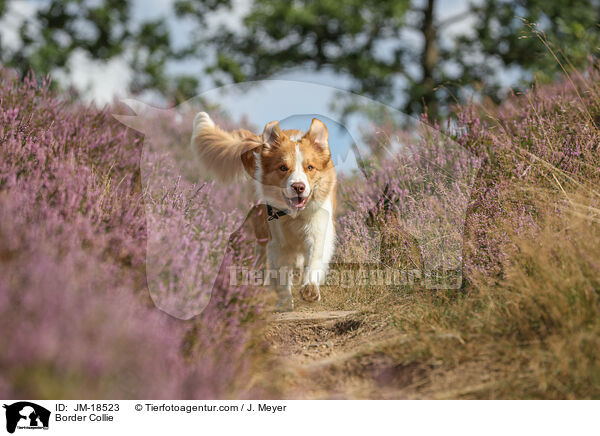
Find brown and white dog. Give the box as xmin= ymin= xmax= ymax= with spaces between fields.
xmin=191 ymin=112 xmax=337 ymax=310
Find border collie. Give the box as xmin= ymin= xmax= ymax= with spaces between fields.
xmin=191 ymin=112 xmax=337 ymax=310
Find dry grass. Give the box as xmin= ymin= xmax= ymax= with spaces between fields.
xmin=272 ymin=68 xmax=600 ymax=398
xmin=274 ymin=187 xmax=600 ymax=399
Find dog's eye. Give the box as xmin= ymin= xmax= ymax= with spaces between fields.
xmin=307 ymin=165 xmax=314 ymax=171
xmin=279 ymin=165 xmax=288 ymax=172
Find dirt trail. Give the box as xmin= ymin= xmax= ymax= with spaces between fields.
xmin=265 ymin=309 xmax=430 ymax=399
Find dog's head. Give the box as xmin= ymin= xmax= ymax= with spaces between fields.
xmin=253 ymin=118 xmax=336 ymax=212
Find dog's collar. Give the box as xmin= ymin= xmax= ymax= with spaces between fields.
xmin=266 ymin=204 xmax=288 ymax=221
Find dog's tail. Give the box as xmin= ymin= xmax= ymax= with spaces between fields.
xmin=191 ymin=112 xmax=261 ymax=183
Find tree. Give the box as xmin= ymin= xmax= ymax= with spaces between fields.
xmin=0 ymin=0 xmax=197 ymax=102
xmin=2 ymin=0 xmax=599 ymax=114
xmin=454 ymin=0 xmax=600 ymax=99
xmin=177 ymin=0 xmax=600 ymax=118
xmin=178 ymin=0 xmax=451 ymax=117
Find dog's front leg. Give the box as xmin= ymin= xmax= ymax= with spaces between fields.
xmin=300 ymin=207 xmax=335 ymax=302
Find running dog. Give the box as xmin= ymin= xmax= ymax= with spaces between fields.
xmin=191 ymin=112 xmax=337 ymax=310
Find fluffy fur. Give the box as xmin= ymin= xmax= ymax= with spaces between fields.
xmin=191 ymin=112 xmax=337 ymax=310
xmin=191 ymin=112 xmax=262 ymax=182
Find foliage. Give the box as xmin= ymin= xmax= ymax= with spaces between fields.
xmin=0 ymin=68 xmax=267 ymax=398
xmin=322 ymin=64 xmax=600 ymax=398
xmin=0 ymin=0 xmax=197 ymax=101
xmin=2 ymin=52 xmax=600 ymax=397
xmin=3 ymin=0 xmax=600 ymax=115
xmin=178 ymin=0 xmax=600 ymax=118
xmin=454 ymin=0 xmax=600 ymax=101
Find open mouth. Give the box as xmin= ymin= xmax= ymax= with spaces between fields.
xmin=285 ymin=195 xmax=309 ymax=209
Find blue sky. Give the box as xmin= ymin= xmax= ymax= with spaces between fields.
xmin=0 ymin=0 xmax=512 ymax=173
xmin=187 ymin=80 xmax=396 ymax=173
xmin=0 ymin=0 xmax=486 ymax=106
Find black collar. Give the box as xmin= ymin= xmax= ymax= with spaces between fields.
xmin=266 ymin=204 xmax=288 ymax=221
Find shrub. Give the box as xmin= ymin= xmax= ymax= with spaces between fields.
xmin=0 ymin=70 xmax=266 ymax=399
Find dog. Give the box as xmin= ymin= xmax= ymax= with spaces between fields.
xmin=191 ymin=112 xmax=337 ymax=310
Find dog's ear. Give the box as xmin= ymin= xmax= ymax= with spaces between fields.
xmin=307 ymin=118 xmax=329 ymax=152
xmin=262 ymin=120 xmax=283 ymax=151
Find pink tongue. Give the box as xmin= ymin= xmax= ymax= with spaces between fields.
xmin=291 ymin=197 xmax=305 ymax=208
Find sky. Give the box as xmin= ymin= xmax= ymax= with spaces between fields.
xmin=0 ymin=0 xmax=483 ymax=106
xmin=0 ymin=0 xmax=494 ymax=173
xmin=183 ymin=80 xmax=414 ymax=172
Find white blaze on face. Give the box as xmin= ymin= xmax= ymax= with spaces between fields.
xmin=286 ymin=145 xmax=310 ymax=198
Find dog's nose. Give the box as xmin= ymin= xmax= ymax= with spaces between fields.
xmin=291 ymin=182 xmax=305 ymax=194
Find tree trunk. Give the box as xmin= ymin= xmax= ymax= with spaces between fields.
xmin=421 ymin=0 xmax=439 ymax=119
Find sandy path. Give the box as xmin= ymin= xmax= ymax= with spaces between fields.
xmin=264 ymin=310 xmax=428 ymax=399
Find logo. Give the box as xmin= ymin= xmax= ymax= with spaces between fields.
xmin=3 ymin=402 xmax=50 ymax=434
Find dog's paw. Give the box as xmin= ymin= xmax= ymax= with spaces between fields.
xmin=300 ymin=283 xmax=321 ymax=302
xmin=193 ymin=111 xmax=215 ymax=132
